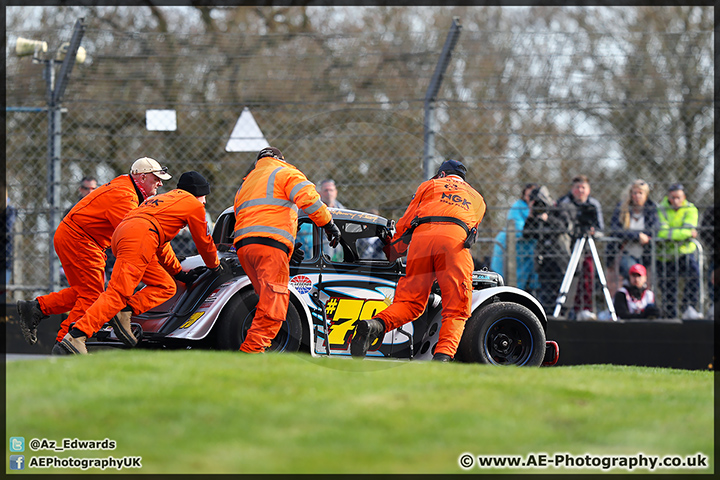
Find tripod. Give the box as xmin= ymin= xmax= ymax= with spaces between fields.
xmin=553 ymin=233 xmax=618 ymax=321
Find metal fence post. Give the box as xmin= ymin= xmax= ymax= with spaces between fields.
xmin=506 ymin=222 xmax=517 ymax=286
xmin=42 ymin=18 xmax=85 ymax=291
xmin=423 ymin=17 xmax=462 ymax=180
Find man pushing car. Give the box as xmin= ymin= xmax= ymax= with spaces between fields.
xmin=17 ymin=157 xmax=171 ymax=348
xmin=351 ymin=159 xmax=486 ymax=362
xmin=233 ymin=146 xmax=341 ymax=353
xmin=55 ymin=171 xmax=228 ymax=355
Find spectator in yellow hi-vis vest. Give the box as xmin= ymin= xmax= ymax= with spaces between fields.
xmin=656 ymin=183 xmax=700 ymax=319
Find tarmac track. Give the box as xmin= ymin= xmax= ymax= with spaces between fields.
xmin=4 ymin=354 xmax=52 ymax=362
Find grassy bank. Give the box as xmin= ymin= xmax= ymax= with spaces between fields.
xmin=5 ymin=350 xmax=714 ymax=474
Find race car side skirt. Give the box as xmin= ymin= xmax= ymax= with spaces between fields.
xmin=165 ymin=276 xmax=314 ymax=349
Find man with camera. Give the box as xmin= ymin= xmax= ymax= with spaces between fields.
xmin=557 ymin=175 xmax=605 ymax=319
xmin=522 ymin=185 xmax=572 ymax=314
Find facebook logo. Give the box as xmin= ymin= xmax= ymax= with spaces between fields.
xmin=9 ymin=455 xmax=25 ymax=470
xmin=9 ymin=437 xmax=25 ymax=452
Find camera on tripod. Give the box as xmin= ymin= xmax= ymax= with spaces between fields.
xmin=574 ymin=203 xmax=598 ymax=235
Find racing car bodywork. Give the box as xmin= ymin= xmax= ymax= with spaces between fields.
xmin=90 ymin=207 xmax=559 ymax=366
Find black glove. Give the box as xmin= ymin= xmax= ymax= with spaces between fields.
xmin=378 ymin=226 xmax=392 ymax=245
xmin=290 ymin=242 xmax=305 ymax=265
xmin=211 ymin=258 xmax=232 ymax=278
xmin=323 ymin=221 xmax=341 ymax=248
xmin=174 ymin=269 xmax=201 ymax=285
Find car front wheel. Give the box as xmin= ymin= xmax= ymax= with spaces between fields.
xmin=457 ymin=301 xmax=546 ymax=367
xmin=214 ymin=289 xmax=302 ymax=353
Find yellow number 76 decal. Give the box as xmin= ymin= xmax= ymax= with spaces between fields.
xmin=325 ymin=298 xmax=389 ymax=349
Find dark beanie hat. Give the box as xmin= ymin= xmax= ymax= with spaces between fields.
xmin=177 ymin=171 xmax=210 ymax=197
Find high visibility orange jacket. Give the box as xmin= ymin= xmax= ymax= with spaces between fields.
xmin=233 ymin=156 xmax=333 ymax=251
xmin=122 ymin=189 xmax=220 ymax=274
xmin=63 ymin=174 xmax=145 ymax=248
xmin=387 ymin=175 xmax=487 ymax=257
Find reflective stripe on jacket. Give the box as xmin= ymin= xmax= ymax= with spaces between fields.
xmin=233 ymin=156 xmax=332 ymax=251
xmin=62 ymin=174 xmax=144 ymax=249
xmin=657 ymin=196 xmax=698 ymax=258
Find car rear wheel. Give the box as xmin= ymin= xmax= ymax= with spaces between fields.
xmin=457 ymin=301 xmax=546 ymax=366
xmin=215 ymin=289 xmax=302 ymax=353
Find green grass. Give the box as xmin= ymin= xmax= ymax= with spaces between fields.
xmin=5 ymin=351 xmax=714 ymax=474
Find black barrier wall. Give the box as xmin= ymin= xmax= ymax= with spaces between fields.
xmin=547 ymin=319 xmax=714 ymax=370
xmin=3 ymin=304 xmax=714 ymax=370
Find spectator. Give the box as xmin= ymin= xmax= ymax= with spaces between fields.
xmin=490 ymin=182 xmax=539 ymax=291
xmin=63 ymin=176 xmax=98 ymax=217
xmin=656 ymin=183 xmax=701 ymax=319
xmin=318 ymin=179 xmax=345 ymax=209
xmin=699 ymin=204 xmax=714 ymax=307
xmin=557 ymin=174 xmax=604 ymax=318
xmin=613 ymin=263 xmax=660 ymax=319
xmin=317 ymin=179 xmax=345 ymax=261
xmin=705 ymin=267 xmax=717 ymax=320
xmin=522 ymin=185 xmax=572 ymax=315
xmin=607 ymin=179 xmax=659 ymax=280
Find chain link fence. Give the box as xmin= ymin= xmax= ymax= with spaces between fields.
xmin=5 ymin=16 xmax=714 ymax=319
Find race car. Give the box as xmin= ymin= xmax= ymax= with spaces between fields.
xmin=89 ymin=207 xmax=559 ymax=366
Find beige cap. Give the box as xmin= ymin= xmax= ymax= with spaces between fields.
xmin=130 ymin=157 xmax=172 ymax=180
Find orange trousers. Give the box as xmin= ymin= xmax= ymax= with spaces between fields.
xmin=37 ymin=221 xmax=107 ymax=342
xmin=72 ymin=219 xmax=176 ymax=337
xmin=375 ymin=226 xmax=473 ymax=357
xmin=236 ymin=243 xmax=290 ymax=353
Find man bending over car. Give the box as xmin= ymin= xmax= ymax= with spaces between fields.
xmin=351 ymin=159 xmax=486 ymax=362
xmin=55 ymin=171 xmax=228 ymax=355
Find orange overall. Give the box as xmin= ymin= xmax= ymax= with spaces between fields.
xmin=233 ymin=156 xmax=332 ymax=353
xmin=36 ymin=175 xmax=144 ymax=342
xmin=72 ymin=189 xmax=220 ymax=337
xmin=377 ymin=175 xmax=486 ymax=357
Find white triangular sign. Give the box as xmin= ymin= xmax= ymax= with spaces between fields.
xmin=225 ymin=107 xmax=268 ymax=152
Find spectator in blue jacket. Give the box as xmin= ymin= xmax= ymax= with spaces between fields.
xmin=490 ymin=183 xmax=539 ymax=292
xmin=607 ymin=179 xmax=659 ymax=280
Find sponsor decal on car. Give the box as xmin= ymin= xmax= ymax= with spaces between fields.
xmin=198 ymin=289 xmax=221 ymax=309
xmin=290 ymin=275 xmax=313 ymax=294
xmin=179 ymin=312 xmax=205 ymax=329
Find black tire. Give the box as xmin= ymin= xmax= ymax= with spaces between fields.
xmin=458 ymin=301 xmax=546 ymax=367
xmin=214 ymin=289 xmax=302 ymax=353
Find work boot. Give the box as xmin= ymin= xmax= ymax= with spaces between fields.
xmin=17 ymin=299 xmax=48 ymax=345
xmin=432 ymin=353 xmax=453 ymax=362
xmin=109 ymin=308 xmax=137 ymax=347
xmin=55 ymin=332 xmax=88 ymax=355
xmin=350 ymin=318 xmax=384 ymax=358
